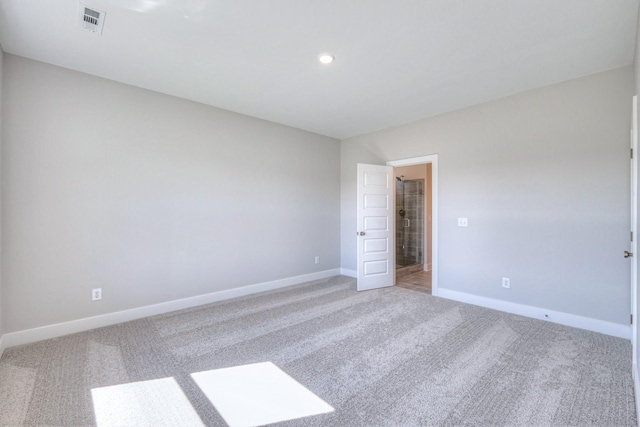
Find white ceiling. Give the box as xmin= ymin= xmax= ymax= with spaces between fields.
xmin=0 ymin=1 xmax=638 ymax=139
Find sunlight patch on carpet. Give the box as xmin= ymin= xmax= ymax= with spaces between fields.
xmin=91 ymin=377 xmax=204 ymax=427
xmin=191 ymin=362 xmax=334 ymax=427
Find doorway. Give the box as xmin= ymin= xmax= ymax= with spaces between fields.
xmin=387 ymin=155 xmax=438 ymax=296
xmin=395 ymin=175 xmax=425 ymax=271
xmin=393 ymin=165 xmax=431 ymax=293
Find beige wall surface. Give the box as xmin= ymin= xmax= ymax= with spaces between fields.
xmin=341 ymin=66 xmax=634 ymax=325
xmin=2 ymin=55 xmax=340 ymax=333
xmin=394 ymin=164 xmax=426 ymax=181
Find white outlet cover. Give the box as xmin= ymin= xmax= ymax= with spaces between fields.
xmin=458 ymin=218 xmax=468 ymax=227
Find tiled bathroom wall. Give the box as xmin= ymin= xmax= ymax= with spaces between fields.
xmin=395 ymin=179 xmax=424 ymax=268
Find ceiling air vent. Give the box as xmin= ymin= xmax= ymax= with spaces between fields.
xmin=78 ymin=3 xmax=105 ymax=34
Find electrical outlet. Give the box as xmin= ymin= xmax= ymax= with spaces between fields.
xmin=458 ymin=218 xmax=468 ymax=227
xmin=315 ymin=256 xmax=320 ymax=264
xmin=502 ymin=278 xmax=510 ymax=289
xmin=92 ymin=288 xmax=102 ymax=301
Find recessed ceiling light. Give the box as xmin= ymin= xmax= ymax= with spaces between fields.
xmin=318 ymin=53 xmax=334 ymax=64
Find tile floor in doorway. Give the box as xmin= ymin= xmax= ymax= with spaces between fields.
xmin=395 ymin=270 xmax=432 ymax=294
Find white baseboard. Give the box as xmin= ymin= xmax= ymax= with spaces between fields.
xmin=0 ymin=334 xmax=5 ymax=359
xmin=438 ymin=288 xmax=631 ymax=340
xmin=340 ymin=268 xmax=357 ymax=278
xmin=3 ymin=268 xmax=341 ymax=349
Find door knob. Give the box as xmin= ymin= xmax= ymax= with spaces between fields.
xmin=625 ymin=250 xmax=634 ymax=258
xmin=357 ymin=231 xmax=366 ymax=236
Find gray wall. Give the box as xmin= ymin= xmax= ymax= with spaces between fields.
xmin=341 ymin=66 xmax=633 ymax=325
xmin=2 ymin=54 xmax=340 ymax=333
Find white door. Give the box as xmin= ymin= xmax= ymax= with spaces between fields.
xmin=357 ymin=163 xmax=394 ymax=291
xmin=631 ymin=95 xmax=638 ymax=374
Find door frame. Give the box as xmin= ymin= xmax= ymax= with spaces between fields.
xmin=387 ymin=155 xmax=438 ymax=296
xmin=631 ymin=95 xmax=639 ymax=411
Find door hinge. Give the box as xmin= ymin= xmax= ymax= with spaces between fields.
xmin=632 ymin=148 xmax=634 ymax=159
xmin=631 ymin=314 xmax=633 ymax=325
xmin=632 ymin=231 xmax=634 ymax=242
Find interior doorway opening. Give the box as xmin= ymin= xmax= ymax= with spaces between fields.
xmin=395 ymin=175 xmax=425 ymax=270
xmin=393 ymin=164 xmax=432 ymax=293
xmin=388 ymin=155 xmax=438 ymax=295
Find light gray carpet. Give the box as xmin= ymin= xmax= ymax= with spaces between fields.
xmin=0 ymin=275 xmax=636 ymax=426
